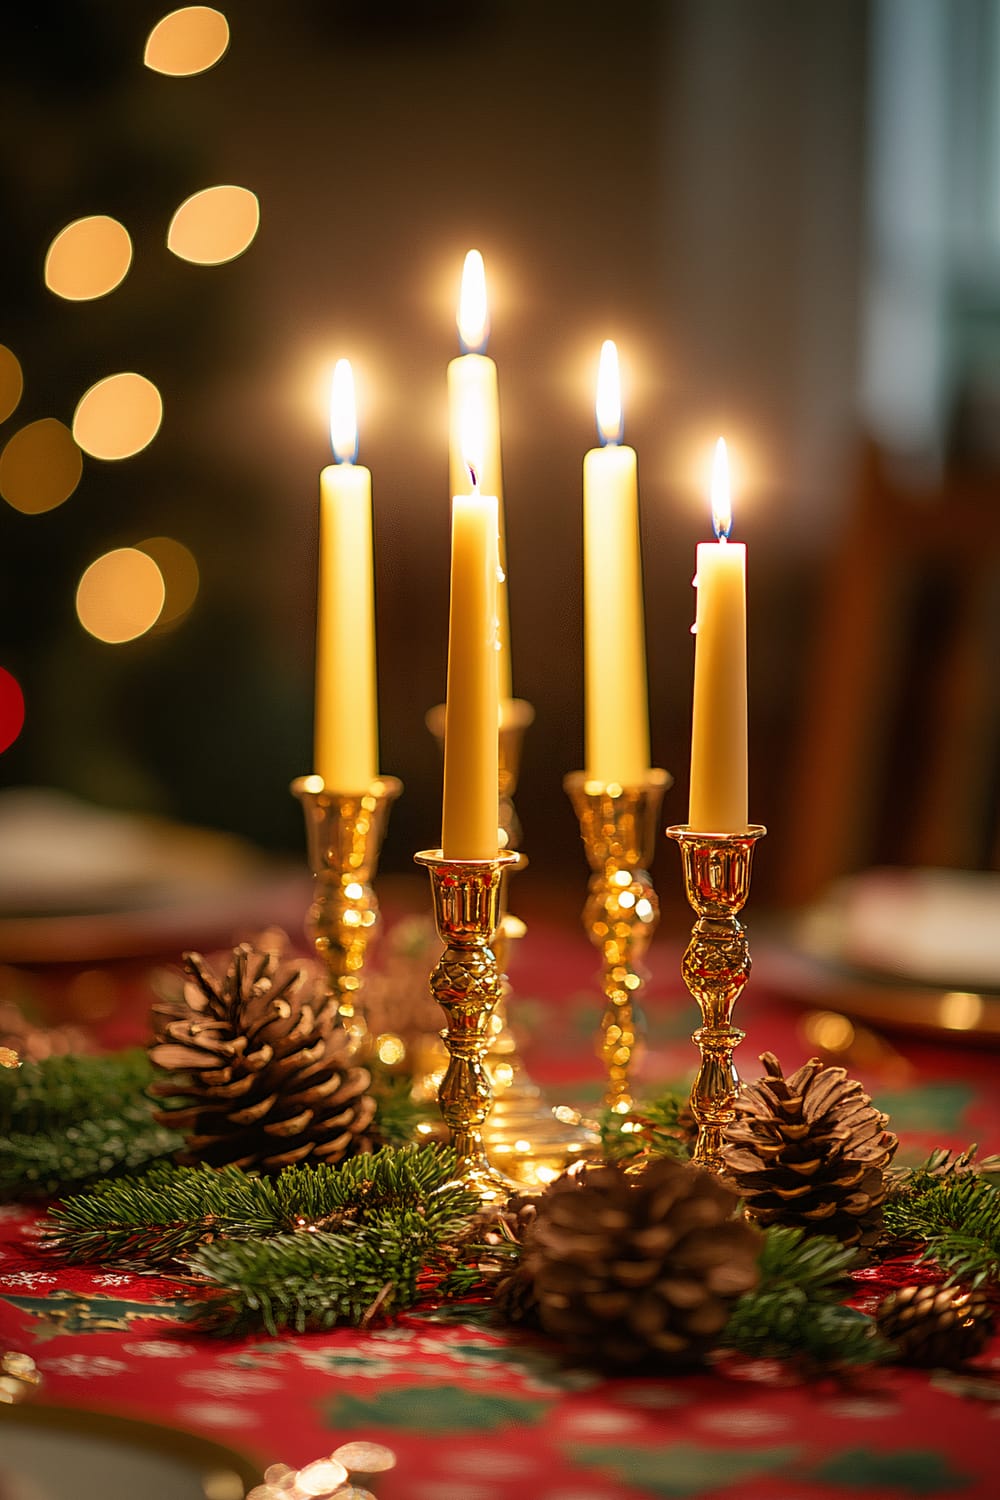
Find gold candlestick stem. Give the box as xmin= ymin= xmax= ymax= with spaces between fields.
xmin=565 ymin=770 xmax=671 ymax=1113
xmin=414 ymin=848 xmax=522 ymax=1202
xmin=427 ymin=700 xmax=600 ymax=1184
xmin=666 ymin=824 xmax=766 ymax=1172
xmin=292 ymin=775 xmax=402 ymax=1047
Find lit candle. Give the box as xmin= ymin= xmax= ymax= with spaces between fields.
xmin=583 ymin=339 xmax=650 ymax=785
xmin=441 ymin=467 xmax=500 ymax=860
xmin=447 ymin=249 xmax=512 ymax=701
xmin=314 ymin=359 xmax=378 ymax=790
xmin=688 ymin=438 xmax=748 ymax=831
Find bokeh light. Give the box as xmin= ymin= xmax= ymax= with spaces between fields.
xmin=0 ymin=346 xmax=24 ymax=423
xmin=0 ymin=419 xmax=82 ymax=514
xmin=44 ymin=216 xmax=133 ymax=301
xmin=72 ymin=373 xmax=163 ymax=460
xmin=0 ymin=667 xmax=26 ymax=754
xmin=167 ymin=185 xmax=260 ymax=265
xmin=76 ymin=548 xmax=166 ymax=644
xmin=136 ymin=535 xmax=200 ymax=629
xmin=144 ymin=7 xmax=230 ymax=76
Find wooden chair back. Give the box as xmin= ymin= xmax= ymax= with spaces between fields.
xmin=780 ymin=442 xmax=1000 ymax=906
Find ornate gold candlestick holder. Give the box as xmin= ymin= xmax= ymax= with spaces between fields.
xmin=426 ymin=700 xmax=599 ymax=1184
xmin=564 ymin=769 xmax=671 ymax=1114
xmin=292 ymin=774 xmax=402 ymax=1047
xmin=666 ymin=824 xmax=767 ymax=1172
xmin=414 ymin=848 xmax=522 ymax=1202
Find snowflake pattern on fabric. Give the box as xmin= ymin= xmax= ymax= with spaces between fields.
xmin=178 ymin=1368 xmax=284 ymax=1396
xmin=92 ymin=1273 xmax=134 ymax=1287
xmin=40 ymin=1354 xmax=128 ymax=1377
xmin=175 ymin=1402 xmax=256 ymax=1428
xmin=121 ymin=1340 xmax=198 ymax=1359
xmin=0 ymin=1271 xmax=57 ymax=1290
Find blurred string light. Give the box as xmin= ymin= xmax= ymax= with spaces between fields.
xmin=144 ymin=7 xmax=230 ymax=76
xmin=0 ymin=346 xmax=24 ymax=423
xmin=76 ymin=548 xmax=166 ymax=644
xmin=0 ymin=667 xmax=26 ymax=754
xmin=9 ymin=4 xmax=251 ymax=662
xmin=72 ymin=373 xmax=163 ymax=460
xmin=0 ymin=419 xmax=82 ymax=513
xmin=136 ymin=535 xmax=200 ymax=629
xmin=167 ymin=184 xmax=260 ymax=265
xmin=44 ymin=216 xmax=133 ymax=301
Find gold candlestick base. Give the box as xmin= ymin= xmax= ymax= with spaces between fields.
xmin=666 ymin=824 xmax=767 ymax=1172
xmin=565 ymin=770 xmax=671 ymax=1113
xmin=414 ymin=848 xmax=523 ymax=1203
xmin=292 ymin=774 xmax=402 ymax=1048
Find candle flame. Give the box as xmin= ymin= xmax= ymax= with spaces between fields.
xmin=595 ymin=339 xmax=624 ymax=446
xmin=329 ymin=358 xmax=358 ymax=464
xmin=711 ymin=436 xmax=732 ymax=539
xmin=457 ymin=249 xmax=490 ymax=354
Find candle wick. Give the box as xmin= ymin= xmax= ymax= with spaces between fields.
xmin=467 ymin=461 xmax=479 ymax=492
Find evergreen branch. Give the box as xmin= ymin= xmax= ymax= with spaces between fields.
xmin=0 ymin=1049 xmax=155 ymax=1135
xmin=886 ymin=1144 xmax=1000 ymax=1203
xmin=599 ymin=1086 xmax=694 ymax=1164
xmin=722 ymin=1226 xmax=887 ymax=1368
xmin=883 ymin=1166 xmax=1000 ymax=1288
xmin=45 ymin=1145 xmax=479 ymax=1269
xmin=0 ymin=1110 xmax=181 ymax=1204
xmin=184 ymin=1162 xmax=484 ymax=1335
xmin=188 ymin=1222 xmax=423 ymax=1335
xmin=367 ymin=1072 xmax=438 ymax=1148
xmin=0 ymin=1049 xmax=181 ymax=1202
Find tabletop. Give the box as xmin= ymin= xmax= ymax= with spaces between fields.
xmin=1 ymin=890 xmax=998 ymax=1500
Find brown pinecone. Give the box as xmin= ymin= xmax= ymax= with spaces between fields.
xmin=483 ymin=1191 xmax=542 ymax=1323
xmin=877 ymin=1283 xmax=995 ymax=1367
xmin=720 ymin=1052 xmax=898 ymax=1249
xmin=148 ymin=938 xmax=377 ymax=1171
xmin=504 ymin=1157 xmax=761 ymax=1368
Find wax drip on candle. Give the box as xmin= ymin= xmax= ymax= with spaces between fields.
xmin=330 ymin=358 xmax=359 ymax=465
xmin=711 ymin=436 xmax=732 ymax=541
xmin=458 ymin=249 xmax=490 ymax=355
xmin=595 ymin=339 xmax=625 ymax=447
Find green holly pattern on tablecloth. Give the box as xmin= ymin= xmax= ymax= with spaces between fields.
xmin=325 ymin=1384 xmax=549 ymax=1432
xmin=1 ymin=1290 xmax=201 ymax=1340
xmin=815 ymin=1448 xmax=973 ymax=1495
xmin=570 ymin=1442 xmax=803 ymax=1497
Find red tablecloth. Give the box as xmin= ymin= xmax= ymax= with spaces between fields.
xmin=2 ymin=903 xmax=998 ymax=1500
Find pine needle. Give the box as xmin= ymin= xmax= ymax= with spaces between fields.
xmin=45 ymin=1145 xmax=479 ymax=1270
xmin=599 ymin=1086 xmax=694 ymax=1164
xmin=722 ymin=1226 xmax=887 ymax=1369
xmin=189 ymin=1192 xmax=479 ymax=1336
xmin=884 ymin=1150 xmax=1000 ymax=1287
xmin=0 ymin=1050 xmax=181 ymax=1202
xmin=0 ymin=1049 xmax=155 ymax=1135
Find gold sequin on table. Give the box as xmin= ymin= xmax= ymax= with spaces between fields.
xmin=330 ymin=1445 xmax=396 ymax=1479
xmin=246 ymin=1444 xmax=395 ymax=1499
xmin=0 ymin=1351 xmax=41 ymax=1403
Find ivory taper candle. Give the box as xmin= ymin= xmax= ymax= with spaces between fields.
xmin=447 ymin=249 xmax=512 ymax=701
xmin=314 ymin=359 xmax=378 ymax=790
xmin=688 ymin=438 xmax=748 ymax=831
xmin=441 ymin=470 xmax=500 ymax=859
xmin=583 ymin=339 xmax=650 ymax=785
